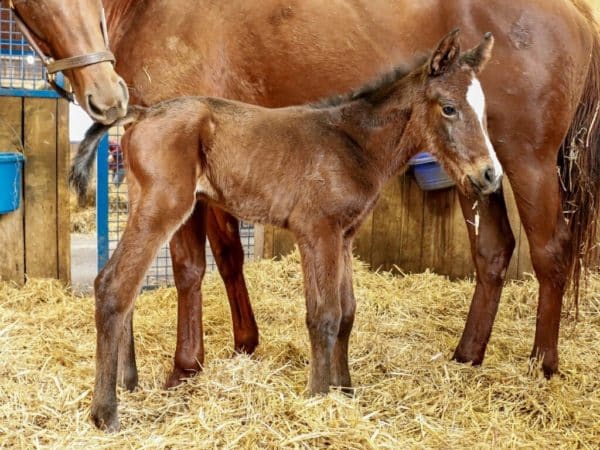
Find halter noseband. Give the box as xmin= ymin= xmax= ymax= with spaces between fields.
xmin=8 ymin=0 xmax=116 ymax=103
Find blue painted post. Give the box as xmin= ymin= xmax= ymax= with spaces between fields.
xmin=97 ymin=134 xmax=110 ymax=271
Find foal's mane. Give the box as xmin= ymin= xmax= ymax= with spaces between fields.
xmin=310 ymin=54 xmax=429 ymax=109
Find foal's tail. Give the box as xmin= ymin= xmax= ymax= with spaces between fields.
xmin=69 ymin=106 xmax=147 ymax=205
xmin=558 ymin=6 xmax=600 ymax=304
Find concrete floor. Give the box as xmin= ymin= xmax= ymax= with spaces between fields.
xmin=71 ymin=233 xmax=96 ymax=295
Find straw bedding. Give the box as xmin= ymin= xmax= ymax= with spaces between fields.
xmin=1 ymin=253 xmax=599 ymax=448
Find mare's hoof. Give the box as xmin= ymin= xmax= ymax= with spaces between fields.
xmin=451 ymin=348 xmax=484 ymax=366
xmin=234 ymin=333 xmax=259 ymax=355
xmin=164 ymin=366 xmax=198 ymax=389
xmin=91 ymin=402 xmax=119 ymax=432
xmin=529 ymin=349 xmax=558 ymax=379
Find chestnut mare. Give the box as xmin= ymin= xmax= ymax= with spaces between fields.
xmin=83 ymin=31 xmax=499 ymax=430
xmin=13 ymin=0 xmax=600 ymax=390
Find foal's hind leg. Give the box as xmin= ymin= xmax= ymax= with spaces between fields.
xmin=330 ymin=237 xmax=356 ymax=391
xmin=165 ymin=204 xmax=208 ymax=389
xmin=206 ymin=207 xmax=259 ymax=354
xmin=453 ymin=189 xmax=515 ymax=365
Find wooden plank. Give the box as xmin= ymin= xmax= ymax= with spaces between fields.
xmin=517 ymin=223 xmax=534 ymax=276
xmin=353 ymin=211 xmax=373 ymax=266
xmin=502 ymin=179 xmax=521 ymax=279
xmin=56 ymin=100 xmax=71 ymax=283
xmin=421 ymin=188 xmax=453 ymax=273
xmin=398 ymin=174 xmax=425 ymax=273
xmin=371 ymin=174 xmax=405 ymax=271
xmin=253 ymin=224 xmax=265 ymax=261
xmin=24 ymin=98 xmax=58 ymax=279
xmin=272 ymin=227 xmax=295 ymax=257
xmin=0 ymin=97 xmax=25 ymax=284
xmin=262 ymin=225 xmax=275 ymax=259
xmin=447 ymin=190 xmax=474 ymax=279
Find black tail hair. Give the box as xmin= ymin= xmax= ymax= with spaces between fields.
xmin=69 ymin=106 xmax=146 ymax=205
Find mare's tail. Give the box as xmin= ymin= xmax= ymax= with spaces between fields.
xmin=69 ymin=106 xmax=147 ymax=205
xmin=558 ymin=3 xmax=600 ymax=304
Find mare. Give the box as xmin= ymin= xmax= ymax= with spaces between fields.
xmin=85 ymin=31 xmax=499 ymax=430
xmin=13 ymin=0 xmax=600 ymax=390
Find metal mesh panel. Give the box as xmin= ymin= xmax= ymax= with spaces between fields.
xmin=104 ymin=127 xmax=255 ymax=288
xmin=0 ymin=6 xmax=57 ymax=93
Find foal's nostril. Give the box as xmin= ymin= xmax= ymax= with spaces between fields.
xmin=483 ymin=166 xmax=495 ymax=185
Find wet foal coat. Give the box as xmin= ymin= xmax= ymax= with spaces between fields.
xmin=89 ymin=31 xmax=498 ymax=430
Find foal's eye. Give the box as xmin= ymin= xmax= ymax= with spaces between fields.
xmin=442 ymin=105 xmax=457 ymax=118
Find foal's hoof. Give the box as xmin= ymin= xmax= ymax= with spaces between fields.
xmin=118 ymin=368 xmax=139 ymax=392
xmin=164 ymin=366 xmax=198 ymax=389
xmin=334 ymin=385 xmax=356 ymax=397
xmin=91 ymin=403 xmax=119 ymax=432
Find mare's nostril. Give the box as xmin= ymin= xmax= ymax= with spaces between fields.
xmin=87 ymin=95 xmax=104 ymax=117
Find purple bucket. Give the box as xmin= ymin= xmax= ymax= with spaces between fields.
xmin=408 ymin=152 xmax=455 ymax=191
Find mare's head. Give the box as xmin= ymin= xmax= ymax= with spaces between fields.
xmin=411 ymin=30 xmax=502 ymax=196
xmin=8 ymin=0 xmax=128 ymax=123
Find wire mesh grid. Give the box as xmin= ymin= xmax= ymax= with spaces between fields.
xmin=0 ymin=6 xmax=54 ymax=92
xmin=104 ymin=127 xmax=256 ymax=288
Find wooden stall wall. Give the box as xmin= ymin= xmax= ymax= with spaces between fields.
xmin=0 ymin=96 xmax=70 ymax=284
xmin=260 ymin=173 xmax=533 ymax=280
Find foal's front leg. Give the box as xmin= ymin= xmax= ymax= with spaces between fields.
xmin=91 ymin=194 xmax=196 ymax=431
xmin=297 ymin=230 xmax=343 ymax=394
xmin=330 ymin=238 xmax=356 ymax=391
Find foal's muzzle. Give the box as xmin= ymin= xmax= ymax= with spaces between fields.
xmin=468 ymin=165 xmax=502 ymax=195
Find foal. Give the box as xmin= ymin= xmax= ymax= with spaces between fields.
xmin=90 ymin=30 xmax=501 ymax=430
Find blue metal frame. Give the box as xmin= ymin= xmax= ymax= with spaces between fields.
xmin=0 ymin=73 xmax=64 ymax=98
xmin=97 ymin=134 xmax=110 ymax=270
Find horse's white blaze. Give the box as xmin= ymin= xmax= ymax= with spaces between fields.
xmin=467 ymin=77 xmax=503 ymax=178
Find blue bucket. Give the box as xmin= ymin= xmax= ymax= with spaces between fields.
xmin=409 ymin=152 xmax=455 ymax=191
xmin=0 ymin=152 xmax=25 ymax=214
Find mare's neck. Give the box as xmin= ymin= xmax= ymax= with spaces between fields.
xmin=330 ymin=86 xmax=422 ymax=180
xmin=103 ymin=0 xmax=144 ymax=51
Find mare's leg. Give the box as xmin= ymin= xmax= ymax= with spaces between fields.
xmin=165 ymin=204 xmax=208 ymax=388
xmin=91 ymin=190 xmax=196 ymax=431
xmin=206 ymin=207 xmax=259 ymax=353
xmin=510 ymin=161 xmax=570 ymax=377
xmin=297 ymin=228 xmax=343 ymax=394
xmin=330 ymin=237 xmax=356 ymax=391
xmin=453 ymin=189 xmax=515 ymax=364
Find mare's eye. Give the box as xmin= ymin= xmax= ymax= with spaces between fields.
xmin=442 ymin=105 xmax=457 ymax=118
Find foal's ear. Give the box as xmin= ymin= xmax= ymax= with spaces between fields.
xmin=460 ymin=32 xmax=495 ymax=74
xmin=429 ymin=29 xmax=461 ymax=77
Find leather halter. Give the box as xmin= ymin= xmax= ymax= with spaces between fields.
xmin=8 ymin=0 xmax=116 ymax=102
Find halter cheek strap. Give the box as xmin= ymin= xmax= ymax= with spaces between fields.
xmin=8 ymin=0 xmax=116 ymax=103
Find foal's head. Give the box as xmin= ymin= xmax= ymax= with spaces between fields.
xmin=7 ymin=0 xmax=128 ymax=123
xmin=413 ymin=30 xmax=502 ymax=196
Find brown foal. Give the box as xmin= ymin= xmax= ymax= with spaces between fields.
xmin=88 ymin=31 xmax=499 ymax=431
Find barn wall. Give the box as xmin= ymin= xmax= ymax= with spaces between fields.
xmin=260 ymin=173 xmax=533 ymax=279
xmin=0 ymin=96 xmax=70 ymax=284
